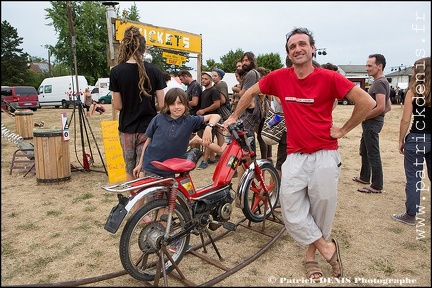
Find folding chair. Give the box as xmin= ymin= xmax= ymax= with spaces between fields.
xmin=9 ymin=141 xmax=35 ymax=177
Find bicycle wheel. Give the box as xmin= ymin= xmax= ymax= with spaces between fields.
xmin=119 ymin=199 xmax=191 ymax=281
xmin=240 ymin=162 xmax=280 ymax=222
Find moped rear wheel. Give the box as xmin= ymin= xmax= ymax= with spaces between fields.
xmin=119 ymin=199 xmax=191 ymax=281
xmin=241 ymin=162 xmax=280 ymax=222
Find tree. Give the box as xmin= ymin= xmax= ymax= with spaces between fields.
xmin=45 ymin=1 xmax=109 ymax=85
xmin=1 ymin=20 xmax=31 ymax=85
xmin=220 ymin=49 xmax=244 ymax=72
xmin=44 ymin=1 xmax=177 ymax=85
xmin=256 ymin=53 xmax=283 ymax=71
xmin=206 ymin=49 xmax=284 ymax=73
xmin=120 ymin=2 xmax=140 ymax=21
xmin=26 ymin=70 xmax=47 ymax=90
xmin=202 ymin=59 xmax=218 ymax=72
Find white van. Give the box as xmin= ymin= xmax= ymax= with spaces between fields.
xmin=38 ymin=75 xmax=89 ymax=108
xmin=91 ymin=77 xmax=110 ymax=101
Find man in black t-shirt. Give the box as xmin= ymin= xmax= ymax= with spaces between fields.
xmin=178 ymin=70 xmax=202 ymax=116
xmin=196 ymin=71 xmax=221 ymax=169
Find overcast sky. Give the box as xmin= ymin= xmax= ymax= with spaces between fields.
xmin=1 ymin=1 xmax=430 ymax=74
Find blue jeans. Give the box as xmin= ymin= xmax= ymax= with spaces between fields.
xmin=404 ymin=132 xmax=431 ymax=216
xmin=359 ymin=120 xmax=384 ymax=190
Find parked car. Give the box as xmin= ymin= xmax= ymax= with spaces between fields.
xmin=1 ymin=86 xmax=39 ymax=112
xmin=98 ymin=91 xmax=112 ymax=104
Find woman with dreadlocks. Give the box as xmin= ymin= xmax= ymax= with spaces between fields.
xmin=109 ymin=25 xmax=166 ymax=191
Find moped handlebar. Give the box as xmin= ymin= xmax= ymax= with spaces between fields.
xmin=222 ymin=120 xmax=254 ymax=156
xmin=217 ymin=121 xmax=242 ymax=142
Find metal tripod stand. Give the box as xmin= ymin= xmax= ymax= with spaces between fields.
xmin=66 ymin=1 xmax=106 ymax=174
xmin=67 ymin=98 xmax=107 ymax=174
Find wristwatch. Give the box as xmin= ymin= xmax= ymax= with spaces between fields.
xmin=207 ymin=123 xmax=215 ymax=128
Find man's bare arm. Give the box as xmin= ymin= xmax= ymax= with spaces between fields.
xmin=331 ymin=86 xmax=376 ymax=138
xmin=224 ymin=82 xmax=261 ymax=128
xmin=365 ymin=93 xmax=386 ymax=120
xmin=155 ymin=89 xmax=164 ymax=111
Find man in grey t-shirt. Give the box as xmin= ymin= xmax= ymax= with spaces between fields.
xmin=354 ymin=53 xmax=391 ymax=194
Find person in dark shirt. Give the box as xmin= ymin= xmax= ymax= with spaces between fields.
xmin=133 ymin=88 xmax=220 ymax=179
xmin=392 ymin=57 xmax=431 ymax=225
xmin=109 ymin=25 xmax=166 ymax=212
xmin=178 ymin=70 xmax=202 ymax=116
xmin=353 ymin=54 xmax=391 ymax=194
xmin=196 ymin=71 xmax=221 ymax=169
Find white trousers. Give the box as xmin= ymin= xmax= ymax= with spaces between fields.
xmin=280 ymin=150 xmax=341 ymax=245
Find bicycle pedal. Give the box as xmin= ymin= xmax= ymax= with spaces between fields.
xmin=222 ymin=222 xmax=236 ymax=231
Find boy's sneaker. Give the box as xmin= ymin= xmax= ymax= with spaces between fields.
xmin=208 ymin=158 xmax=218 ymax=164
xmin=197 ymin=161 xmax=208 ymax=169
xmin=391 ymin=212 xmax=415 ymax=226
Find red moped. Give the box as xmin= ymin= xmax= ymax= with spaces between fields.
xmin=102 ymin=121 xmax=280 ymax=281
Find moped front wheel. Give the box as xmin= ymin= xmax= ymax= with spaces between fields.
xmin=240 ymin=162 xmax=280 ymax=222
xmin=119 ymin=199 xmax=191 ymax=281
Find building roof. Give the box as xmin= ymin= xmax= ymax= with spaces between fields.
xmin=338 ymin=64 xmax=413 ymax=78
xmin=28 ymin=62 xmax=51 ymax=73
xmin=385 ymin=67 xmax=413 ymax=77
xmin=338 ymin=65 xmax=367 ymax=74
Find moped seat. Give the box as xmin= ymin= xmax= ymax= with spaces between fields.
xmin=151 ymin=158 xmax=196 ymax=173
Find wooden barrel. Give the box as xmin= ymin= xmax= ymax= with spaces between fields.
xmin=33 ymin=130 xmax=71 ymax=185
xmin=15 ymin=110 xmax=34 ymax=140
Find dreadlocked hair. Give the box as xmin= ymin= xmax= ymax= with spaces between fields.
xmin=118 ymin=25 xmax=152 ymax=99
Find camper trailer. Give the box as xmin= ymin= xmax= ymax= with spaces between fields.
xmin=38 ymin=75 xmax=89 ymax=108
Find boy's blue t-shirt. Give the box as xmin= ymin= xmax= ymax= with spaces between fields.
xmin=143 ymin=113 xmax=204 ymax=175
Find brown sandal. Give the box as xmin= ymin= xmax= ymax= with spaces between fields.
xmin=305 ymin=261 xmax=323 ymax=282
xmin=352 ymin=176 xmax=370 ymax=184
xmin=327 ymin=238 xmax=343 ymax=278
